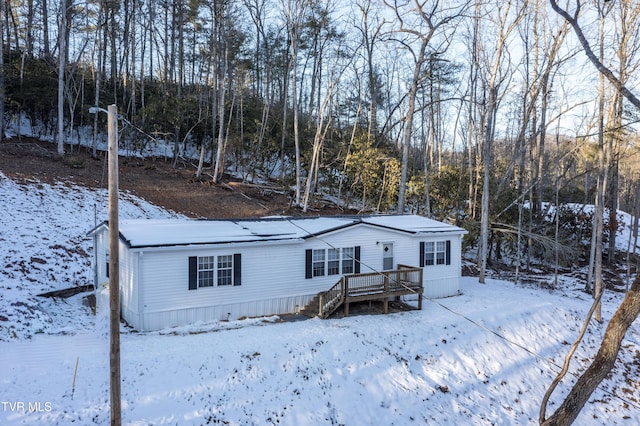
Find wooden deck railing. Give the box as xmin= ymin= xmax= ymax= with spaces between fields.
xmin=318 ymin=278 xmax=345 ymax=318
xmin=315 ymin=265 xmax=423 ymax=319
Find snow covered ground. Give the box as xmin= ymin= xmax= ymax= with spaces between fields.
xmin=0 ymin=171 xmax=638 ymax=425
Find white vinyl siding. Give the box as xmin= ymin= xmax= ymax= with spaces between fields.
xmin=101 ymin=221 xmax=464 ymax=331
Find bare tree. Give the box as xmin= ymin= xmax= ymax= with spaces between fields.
xmin=210 ymin=0 xmax=235 ymax=183
xmin=539 ymin=1 xmax=640 ymax=424
xmin=549 ymin=0 xmax=640 ymax=110
xmin=301 ymin=80 xmax=337 ymax=212
xmin=477 ymin=0 xmax=528 ymax=283
xmin=0 ymin=0 xmax=4 ymax=143
xmin=57 ymin=0 xmax=73 ymax=157
xmin=91 ymin=1 xmax=105 ymax=159
xmin=42 ymin=0 xmax=51 ymax=57
xmin=384 ymin=0 xmax=469 ymax=213
xmin=606 ymin=1 xmax=640 ymax=265
xmin=540 ymin=274 xmax=640 ymax=425
xmin=281 ymin=0 xmax=309 ymax=205
xmin=355 ymin=0 xmax=386 ymax=144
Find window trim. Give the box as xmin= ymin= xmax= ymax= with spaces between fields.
xmin=420 ymin=240 xmax=451 ymax=267
xmin=188 ymin=254 xmax=241 ymax=290
xmin=305 ymin=246 xmax=360 ymax=279
xmin=312 ymin=249 xmax=326 ymax=277
xmin=198 ymin=255 xmax=216 ymax=287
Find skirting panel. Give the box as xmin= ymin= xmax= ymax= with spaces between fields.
xmin=137 ymin=294 xmax=314 ymax=332
xmin=422 ymin=276 xmax=460 ymax=299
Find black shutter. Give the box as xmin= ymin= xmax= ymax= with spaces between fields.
xmin=233 ymin=253 xmax=242 ymax=286
xmin=419 ymin=242 xmax=425 ymax=267
xmin=188 ymin=256 xmax=198 ymax=290
xmin=305 ymin=249 xmax=313 ymax=279
xmin=445 ymin=240 xmax=451 ymax=265
xmin=354 ymin=246 xmax=361 ymax=274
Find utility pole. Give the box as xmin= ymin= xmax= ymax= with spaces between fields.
xmin=108 ymin=104 xmax=122 ymax=426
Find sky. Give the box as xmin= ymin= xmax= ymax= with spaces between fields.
xmin=0 ymin=170 xmax=638 ymax=425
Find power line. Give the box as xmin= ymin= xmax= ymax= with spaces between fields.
xmin=424 ymin=291 xmax=640 ymax=412
xmin=225 ymin=175 xmax=640 ymax=413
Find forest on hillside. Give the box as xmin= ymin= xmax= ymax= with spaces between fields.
xmin=1 ymin=0 xmax=639 ymax=277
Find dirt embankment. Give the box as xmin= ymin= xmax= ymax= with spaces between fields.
xmin=0 ymin=138 xmax=352 ymax=218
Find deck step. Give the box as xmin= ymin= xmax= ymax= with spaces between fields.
xmin=299 ymin=294 xmax=322 ymax=318
xmin=299 ymin=266 xmax=423 ymax=320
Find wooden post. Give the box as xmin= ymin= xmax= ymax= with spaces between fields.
xmin=342 ymin=276 xmax=349 ymax=316
xmin=418 ymin=269 xmax=423 ymax=310
xmin=108 ymin=104 xmax=122 ymax=426
xmin=383 ymin=274 xmax=389 ymax=314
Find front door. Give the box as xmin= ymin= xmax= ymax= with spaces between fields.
xmin=382 ymin=243 xmax=394 ymax=270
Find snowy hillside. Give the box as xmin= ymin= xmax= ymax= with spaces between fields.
xmin=542 ymin=202 xmax=640 ymax=255
xmin=0 ymin=172 xmax=638 ymax=425
xmin=0 ymin=172 xmax=181 ymax=340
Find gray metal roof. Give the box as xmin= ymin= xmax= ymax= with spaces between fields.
xmin=92 ymin=214 xmax=466 ymax=249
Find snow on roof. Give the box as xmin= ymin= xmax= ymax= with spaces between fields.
xmin=105 ymin=215 xmax=466 ymax=249
xmin=361 ymin=214 xmax=464 ymax=234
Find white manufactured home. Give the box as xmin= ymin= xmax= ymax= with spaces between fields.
xmin=89 ymin=215 xmax=466 ymax=331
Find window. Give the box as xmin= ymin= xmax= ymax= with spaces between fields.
xmin=421 ymin=240 xmax=451 ymax=267
xmin=306 ymin=247 xmax=360 ymax=278
xmin=341 ymin=247 xmax=354 ymax=274
xmin=424 ymin=242 xmax=435 ymax=266
xmin=105 ymin=251 xmax=110 ymax=278
xmin=217 ymin=255 xmax=233 ymax=286
xmin=436 ymin=241 xmax=446 ymax=265
xmin=313 ymin=249 xmax=325 ymax=277
xmin=327 ymin=249 xmax=340 ymax=275
xmin=198 ymin=256 xmax=215 ymax=287
xmin=189 ymin=254 xmax=241 ymax=290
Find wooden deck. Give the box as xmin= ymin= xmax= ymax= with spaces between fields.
xmin=301 ymin=265 xmax=423 ymax=319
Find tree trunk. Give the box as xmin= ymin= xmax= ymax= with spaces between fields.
xmin=626 ymin=187 xmax=639 ymax=291
xmin=42 ymin=0 xmax=50 ymax=57
xmin=129 ymin=0 xmax=138 ymax=121
xmin=475 ymin=0 xmax=525 ymax=282
xmin=92 ymin=2 xmax=104 ymax=159
xmin=0 ymin=0 xmax=4 ymax=142
xmin=478 ymin=87 xmax=496 ymax=283
xmin=302 ymin=82 xmax=335 ymax=212
xmin=607 ymin=159 xmax=618 ymax=265
xmin=57 ymin=0 xmax=71 ymax=157
xmin=279 ymin=61 xmax=289 ymax=181
xmin=593 ymin=6 xmax=610 ymax=323
xmin=109 ymin=1 xmax=118 ymax=102
xmin=292 ymin=40 xmax=301 ymax=205
xmin=213 ymin=47 xmax=228 ymax=183
xmin=396 ymin=40 xmax=427 ymax=213
xmin=26 ymin=0 xmax=34 ymax=56
xmin=540 ymin=274 xmax=640 ymax=426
